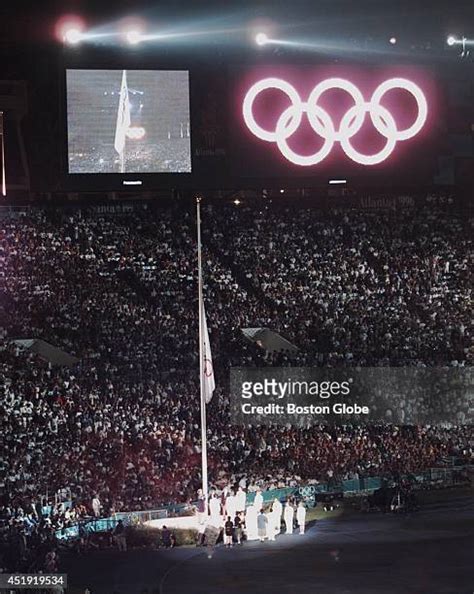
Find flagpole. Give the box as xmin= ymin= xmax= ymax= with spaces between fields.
xmin=196 ymin=196 xmax=209 ymax=507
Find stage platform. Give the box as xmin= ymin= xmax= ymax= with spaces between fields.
xmin=145 ymin=516 xmax=202 ymax=531
xmin=145 ymin=515 xmax=223 ymax=531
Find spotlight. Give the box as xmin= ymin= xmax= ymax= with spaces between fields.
xmin=389 ymin=36 xmax=397 ymax=45
xmin=126 ymin=29 xmax=142 ymax=45
xmin=233 ymin=199 xmax=241 ymax=205
xmin=255 ymin=32 xmax=268 ymax=46
xmin=56 ymin=15 xmax=85 ymax=45
xmin=64 ymin=27 xmax=83 ymax=45
xmin=120 ymin=17 xmax=146 ymax=46
xmin=447 ymin=35 xmax=456 ymax=46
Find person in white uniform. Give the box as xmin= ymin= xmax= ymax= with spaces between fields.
xmin=245 ymin=504 xmax=259 ymax=540
xmin=209 ymin=494 xmax=221 ymax=522
xmin=267 ymin=509 xmax=279 ymax=541
xmin=297 ymin=501 xmax=306 ymax=534
xmin=235 ymin=486 xmax=246 ymax=513
xmin=92 ymin=495 xmax=101 ymax=518
xmin=254 ymin=488 xmax=263 ymax=511
xmin=284 ymin=501 xmax=294 ymax=534
xmin=225 ymin=491 xmax=236 ymax=520
xmin=220 ymin=487 xmax=229 ymax=514
xmin=271 ymin=498 xmax=283 ymax=536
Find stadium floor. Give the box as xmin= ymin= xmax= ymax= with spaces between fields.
xmin=63 ymin=491 xmax=474 ymax=594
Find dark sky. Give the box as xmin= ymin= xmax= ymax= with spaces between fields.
xmin=1 ymin=0 xmax=473 ymax=46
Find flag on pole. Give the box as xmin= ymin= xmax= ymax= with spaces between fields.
xmin=114 ymin=70 xmax=131 ymax=156
xmin=0 ymin=111 xmax=6 ymax=197
xmin=201 ymin=302 xmax=215 ymax=403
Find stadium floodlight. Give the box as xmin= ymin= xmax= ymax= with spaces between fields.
xmin=447 ymin=35 xmax=457 ymax=46
xmin=126 ymin=29 xmax=142 ymax=45
xmin=255 ymin=32 xmax=269 ymax=46
xmin=56 ymin=15 xmax=86 ymax=45
xmin=63 ymin=26 xmax=83 ymax=45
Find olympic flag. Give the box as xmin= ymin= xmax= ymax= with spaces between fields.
xmin=201 ymin=302 xmax=215 ymax=403
xmin=114 ymin=70 xmax=131 ymax=172
xmin=196 ymin=197 xmax=215 ymax=504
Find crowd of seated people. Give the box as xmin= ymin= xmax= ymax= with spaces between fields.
xmin=204 ymin=202 xmax=471 ymax=366
xmin=0 ymin=198 xmax=472 ymax=570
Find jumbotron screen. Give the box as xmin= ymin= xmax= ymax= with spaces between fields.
xmin=66 ymin=69 xmax=192 ymax=174
xmin=232 ymin=65 xmax=440 ymax=182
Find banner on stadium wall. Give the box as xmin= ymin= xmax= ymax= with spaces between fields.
xmin=358 ymin=195 xmax=415 ymax=209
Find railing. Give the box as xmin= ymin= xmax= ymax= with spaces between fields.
xmin=55 ymin=505 xmax=193 ymax=540
xmin=246 ymin=487 xmax=297 ymax=505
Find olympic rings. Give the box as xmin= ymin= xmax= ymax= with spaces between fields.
xmin=242 ymin=77 xmax=427 ymax=166
xmin=299 ymin=485 xmax=316 ymax=497
xmin=242 ymin=77 xmax=302 ymax=142
xmin=276 ymin=103 xmax=334 ymax=166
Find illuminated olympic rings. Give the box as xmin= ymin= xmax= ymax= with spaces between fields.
xmin=242 ymin=77 xmax=427 ymax=166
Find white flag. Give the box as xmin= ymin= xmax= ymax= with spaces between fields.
xmin=201 ymin=303 xmax=215 ymax=403
xmin=114 ymin=70 xmax=131 ymax=155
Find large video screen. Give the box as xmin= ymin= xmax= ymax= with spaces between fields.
xmin=231 ymin=65 xmax=440 ymax=182
xmin=66 ymin=69 xmax=191 ymax=174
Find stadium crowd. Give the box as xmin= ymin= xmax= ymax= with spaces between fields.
xmin=0 ymin=199 xmax=472 ymax=571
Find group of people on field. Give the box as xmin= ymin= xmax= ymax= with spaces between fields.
xmin=199 ymin=488 xmax=307 ymax=548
